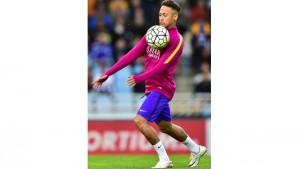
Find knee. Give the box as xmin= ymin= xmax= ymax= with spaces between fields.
xmin=134 ymin=115 xmax=147 ymax=127
xmin=159 ymin=125 xmax=172 ymax=134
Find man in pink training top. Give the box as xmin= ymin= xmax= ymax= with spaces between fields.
xmin=92 ymin=0 xmax=206 ymax=168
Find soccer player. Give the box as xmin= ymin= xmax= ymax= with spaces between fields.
xmin=92 ymin=0 xmax=207 ymax=168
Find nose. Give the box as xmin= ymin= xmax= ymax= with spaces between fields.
xmin=160 ymin=18 xmax=164 ymax=23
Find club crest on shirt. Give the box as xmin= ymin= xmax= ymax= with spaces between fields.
xmin=146 ymin=46 xmax=161 ymax=59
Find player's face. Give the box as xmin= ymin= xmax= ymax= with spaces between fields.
xmin=159 ymin=6 xmax=178 ymax=29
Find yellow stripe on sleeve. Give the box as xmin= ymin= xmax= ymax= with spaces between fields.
xmin=164 ymin=35 xmax=183 ymax=64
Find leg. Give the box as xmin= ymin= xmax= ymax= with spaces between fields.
xmin=157 ymin=120 xmax=187 ymax=142
xmin=158 ymin=120 xmax=201 ymax=153
xmin=133 ymin=114 xmax=159 ymax=145
xmin=153 ymin=94 xmax=207 ymax=167
xmin=157 ymin=120 xmax=207 ymax=167
xmin=135 ymin=92 xmax=173 ymax=168
xmin=156 ymin=105 xmax=202 ymax=154
xmin=134 ymin=92 xmax=167 ymax=145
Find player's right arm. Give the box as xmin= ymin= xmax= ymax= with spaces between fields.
xmin=104 ymin=36 xmax=147 ymax=76
xmin=91 ymin=36 xmax=147 ymax=89
xmin=91 ymin=75 xmax=108 ymax=89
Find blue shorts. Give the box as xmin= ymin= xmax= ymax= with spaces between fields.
xmin=137 ymin=91 xmax=172 ymax=124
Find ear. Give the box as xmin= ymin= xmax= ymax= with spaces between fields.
xmin=173 ymin=13 xmax=178 ymax=21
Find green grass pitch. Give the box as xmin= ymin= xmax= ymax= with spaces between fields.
xmin=88 ymin=154 xmax=211 ymax=169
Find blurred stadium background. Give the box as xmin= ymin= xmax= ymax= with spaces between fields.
xmin=88 ymin=0 xmax=211 ymax=156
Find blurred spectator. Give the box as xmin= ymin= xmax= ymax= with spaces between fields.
xmin=90 ymin=31 xmax=113 ymax=67
xmin=201 ymin=36 xmax=211 ymax=65
xmin=131 ymin=0 xmax=142 ymax=8
xmin=95 ymin=1 xmax=114 ymax=31
xmin=88 ymin=0 xmax=97 ymax=49
xmin=191 ymin=18 xmax=211 ymax=43
xmin=141 ymin=0 xmax=161 ymax=27
xmin=194 ymin=70 xmax=211 ymax=93
xmin=176 ymin=0 xmax=191 ymax=33
xmin=131 ymin=56 xmax=145 ymax=93
xmin=126 ymin=34 xmax=145 ymax=93
xmin=113 ymin=16 xmax=127 ymax=37
xmin=112 ymin=36 xmax=133 ymax=93
xmin=130 ymin=6 xmax=147 ymax=36
xmin=88 ymin=0 xmax=114 ymax=49
xmin=114 ymin=36 xmax=129 ymax=62
xmin=191 ymin=18 xmax=211 ymax=72
xmin=181 ymin=32 xmax=193 ymax=75
xmin=206 ymin=0 xmax=211 ymax=10
xmin=190 ymin=0 xmax=209 ymax=22
xmin=88 ymin=0 xmax=96 ymax=17
xmin=194 ymin=62 xmax=211 ymax=93
xmin=108 ymin=0 xmax=130 ymax=20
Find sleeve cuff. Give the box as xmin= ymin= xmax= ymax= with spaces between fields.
xmin=133 ymin=75 xmax=142 ymax=85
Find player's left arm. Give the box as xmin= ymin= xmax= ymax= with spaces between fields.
xmin=130 ymin=35 xmax=183 ymax=85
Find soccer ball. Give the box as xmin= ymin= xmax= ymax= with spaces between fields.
xmin=145 ymin=25 xmax=170 ymax=49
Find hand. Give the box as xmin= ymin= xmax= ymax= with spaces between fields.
xmin=91 ymin=75 xmax=108 ymax=89
xmin=126 ymin=76 xmax=136 ymax=87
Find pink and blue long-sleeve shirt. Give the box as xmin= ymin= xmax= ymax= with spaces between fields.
xmin=104 ymin=27 xmax=183 ymax=100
